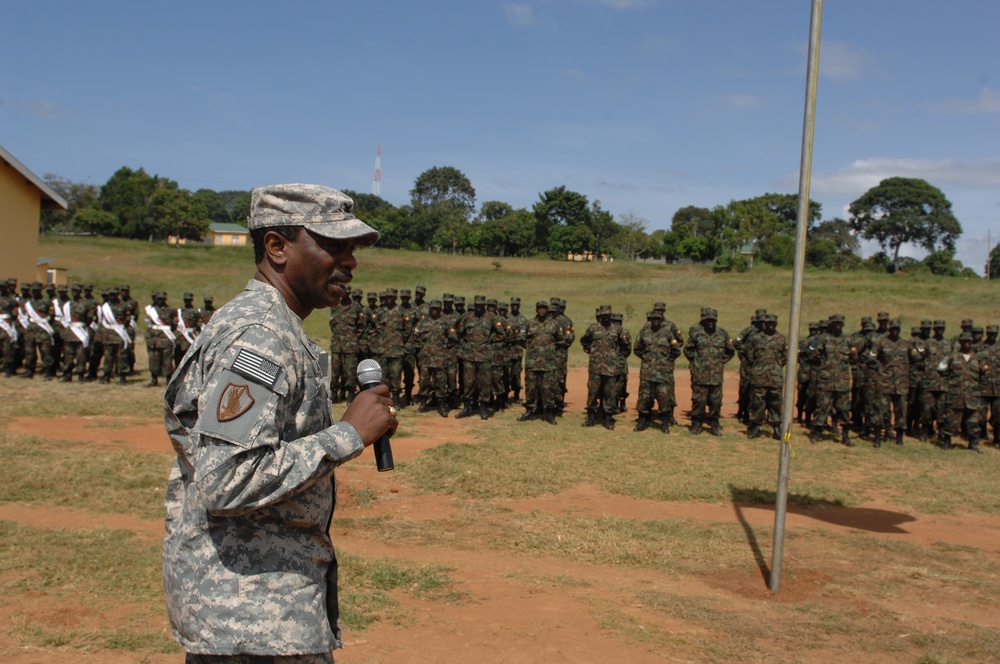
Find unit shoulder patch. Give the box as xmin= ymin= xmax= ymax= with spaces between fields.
xmin=217 ymin=382 xmax=255 ymax=422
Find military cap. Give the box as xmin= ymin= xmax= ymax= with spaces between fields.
xmin=343 ymin=284 xmax=352 ymax=294
xmin=415 ymin=285 xmax=427 ymax=294
xmin=151 ymin=289 xmax=163 ymax=298
xmin=958 ymin=332 xmax=973 ymax=342
xmin=121 ymin=284 xmax=130 ymax=290
xmin=808 ymin=321 xmax=818 ymax=331
xmin=550 ymin=297 xmax=560 ymax=307
xmin=653 ymin=302 xmax=666 ymax=311
xmin=470 ymin=295 xmax=484 ymax=305
xmin=5 ymin=278 xmax=15 ymax=286
xmin=764 ymin=313 xmax=778 ymax=323
xmin=535 ymin=300 xmax=548 ymax=309
xmin=378 ymin=290 xmax=387 ymax=299
xmin=647 ymin=310 xmax=664 ymax=320
xmin=183 ymin=292 xmax=194 ymax=299
xmin=910 ymin=326 xmax=921 ymax=335
xmin=961 ymin=318 xmax=974 ymax=327
xmin=611 ymin=313 xmax=623 ymax=322
xmin=248 ymin=183 xmax=379 ymax=246
xmin=204 ymin=294 xmax=214 ymax=301
xmin=400 ymin=289 xmax=411 ymax=297
xmin=71 ymin=283 xmax=82 ymax=291
xmin=498 ymin=302 xmax=508 ymax=312
xmin=889 ymin=319 xmax=901 ymax=330
xmin=986 ymin=324 xmax=999 ymax=334
xmin=487 ymin=298 xmax=498 ymax=307
xmin=57 ymin=284 xmax=68 ymax=291
xmin=877 ymin=311 xmax=890 ymax=321
xmin=755 ymin=308 xmax=768 ymax=316
xmin=367 ymin=291 xmax=377 ymax=300
xmin=100 ymin=288 xmax=110 ymax=297
xmin=45 ymin=282 xmax=55 ymax=291
xmin=84 ymin=283 xmax=94 ymax=290
xmin=596 ymin=304 xmax=612 ymax=316
xmin=30 ymin=281 xmax=43 ymax=289
xmin=429 ymin=299 xmax=442 ymax=309
xmin=933 ymin=319 xmax=946 ymax=328
xmin=350 ymin=290 xmax=362 ymax=300
xmin=385 ymin=287 xmax=398 ymax=297
xmin=860 ymin=316 xmax=873 ymax=325
xmin=701 ymin=308 xmax=718 ymax=321
xmin=972 ymin=326 xmax=984 ymax=334
xmin=455 ymin=295 xmax=466 ymax=304
xmin=443 ymin=293 xmax=455 ymax=302
xmin=920 ymin=319 xmax=932 ymax=328
xmin=862 ymin=321 xmax=875 ymax=331
xmin=510 ymin=296 xmax=521 ymax=305
xmin=828 ymin=313 xmax=845 ymax=324
xmin=108 ymin=286 xmax=120 ymax=295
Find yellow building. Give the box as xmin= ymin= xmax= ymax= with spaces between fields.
xmin=0 ymin=144 xmax=67 ymax=285
xmin=205 ymin=222 xmax=249 ymax=246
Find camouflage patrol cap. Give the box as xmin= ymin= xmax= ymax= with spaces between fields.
xmin=535 ymin=300 xmax=549 ymax=309
xmin=653 ymin=302 xmax=666 ymax=311
xmin=429 ymin=299 xmax=442 ymax=309
xmin=400 ymin=289 xmax=411 ymax=297
xmin=860 ymin=316 xmax=873 ymax=325
xmin=474 ymin=295 xmax=486 ymax=304
xmin=30 ymin=281 xmax=43 ymax=290
xmin=862 ymin=320 xmax=875 ymax=331
xmin=889 ymin=319 xmax=901 ymax=330
xmin=152 ymin=289 xmax=164 ymax=298
xmin=443 ymin=293 xmax=455 ymax=302
xmin=550 ymin=297 xmax=560 ymax=307
xmin=764 ymin=313 xmax=777 ymax=323
xmin=71 ymin=283 xmax=82 ymax=291
xmin=510 ymin=296 xmax=521 ymax=305
xmin=108 ymin=286 xmax=120 ymax=295
xmin=701 ymin=308 xmax=718 ymax=321
xmin=828 ymin=313 xmax=845 ymax=324
xmin=343 ymin=284 xmax=351 ymax=294
xmin=808 ymin=321 xmax=818 ymax=331
xmin=933 ymin=319 xmax=946 ymax=328
xmin=486 ymin=298 xmax=498 ymax=307
xmin=5 ymin=278 xmax=14 ymax=286
xmin=57 ymin=283 xmax=68 ymax=291
xmin=415 ymin=285 xmax=426 ymax=294
xmin=910 ymin=326 xmax=921 ymax=335
xmin=611 ymin=313 xmax=623 ymax=323
xmin=183 ymin=292 xmax=193 ymax=299
xmin=84 ymin=283 xmax=93 ymax=290
xmin=498 ymin=302 xmax=508 ymax=312
xmin=385 ymin=287 xmax=398 ymax=297
xmin=877 ymin=311 xmax=890 ymax=321
xmin=120 ymin=284 xmax=130 ymax=290
xmin=367 ymin=291 xmax=377 ymax=300
xmin=920 ymin=319 xmax=932 ymax=328
xmin=647 ymin=310 xmax=664 ymax=320
xmin=961 ymin=318 xmax=974 ymax=327
xmin=755 ymin=308 xmax=768 ymax=316
xmin=204 ymin=294 xmax=214 ymax=301
xmin=958 ymin=332 xmax=973 ymax=342
xmin=596 ymin=304 xmax=612 ymax=316
xmin=972 ymin=326 xmax=984 ymax=334
xmin=987 ymin=325 xmax=999 ymax=334
xmin=455 ymin=295 xmax=465 ymax=304
xmin=248 ymin=183 xmax=379 ymax=246
xmin=350 ymin=290 xmax=362 ymax=300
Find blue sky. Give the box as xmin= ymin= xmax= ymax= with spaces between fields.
xmin=3 ymin=1 xmax=999 ymax=271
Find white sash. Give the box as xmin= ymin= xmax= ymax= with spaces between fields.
xmin=70 ymin=321 xmax=90 ymax=345
xmin=145 ymin=304 xmax=176 ymax=342
xmin=176 ymin=308 xmax=195 ymax=344
xmin=25 ymin=301 xmax=54 ymax=335
xmin=0 ymin=316 xmax=16 ymax=342
xmin=101 ymin=302 xmax=130 ymax=347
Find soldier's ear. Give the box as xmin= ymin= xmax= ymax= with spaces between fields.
xmin=262 ymin=230 xmax=290 ymax=267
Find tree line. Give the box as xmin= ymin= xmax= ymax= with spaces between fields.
xmin=41 ymin=165 xmax=971 ymax=275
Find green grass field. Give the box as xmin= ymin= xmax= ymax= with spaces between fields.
xmin=2 ymin=237 xmax=999 ymax=662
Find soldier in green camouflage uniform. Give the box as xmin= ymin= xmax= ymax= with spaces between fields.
xmin=937 ymin=332 xmax=985 ymax=452
xmin=412 ymin=299 xmax=457 ymax=416
xmin=552 ymin=298 xmax=575 ymax=413
xmin=488 ymin=298 xmax=510 ymax=410
xmin=796 ymin=322 xmax=819 ymax=425
xmin=328 ymin=285 xmax=366 ymax=403
xmin=0 ymin=280 xmax=19 ymax=377
xmin=398 ymin=288 xmax=418 ymax=406
xmin=918 ymin=320 xmax=949 ymax=440
xmin=869 ymin=319 xmax=916 ymax=447
xmin=683 ymin=308 xmax=735 ymax=435
xmin=374 ymin=288 xmax=412 ymax=406
xmin=950 ymin=318 xmax=974 ymax=352
xmin=906 ymin=321 xmax=931 ymax=435
xmin=517 ymin=300 xmax=564 ymax=424
xmin=505 ymin=297 xmax=528 ymax=404
xmin=199 ymin=295 xmax=216 ymax=325
xmin=860 ymin=311 xmax=890 ymax=437
xmin=611 ymin=312 xmax=632 ymax=413
xmin=734 ymin=309 xmax=766 ymax=424
xmin=144 ymin=290 xmax=177 ymax=387
xmin=849 ymin=316 xmax=874 ymax=431
xmin=746 ymin=313 xmax=787 ymax=440
xmin=806 ymin=313 xmax=858 ymax=446
xmin=409 ymin=286 xmax=430 ymax=407
xmin=119 ymin=284 xmax=139 ymax=374
xmin=978 ymin=325 xmax=1000 ymax=445
xmin=162 ymin=183 xmax=393 ymax=661
xmin=581 ymin=305 xmax=631 ymax=430
xmin=455 ymin=295 xmax=505 ymax=419
xmin=174 ymin=292 xmax=201 ymax=367
xmin=632 ymin=309 xmax=683 ymax=433
xmin=59 ymin=284 xmax=92 ymax=382
xmin=98 ymin=287 xmax=131 ymax=384
xmin=22 ymin=281 xmax=56 ymax=379
xmin=439 ymin=294 xmax=461 ymax=407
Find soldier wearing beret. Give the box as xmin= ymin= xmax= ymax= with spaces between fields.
xmin=162 ymin=183 xmax=396 ymax=661
xmin=683 ymin=307 xmax=735 ymax=435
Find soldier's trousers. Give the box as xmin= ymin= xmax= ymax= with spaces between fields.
xmin=636 ymin=379 xmax=675 ymax=415
xmin=61 ymin=339 xmax=88 ymax=378
xmin=102 ymin=341 xmax=129 ymax=378
xmin=422 ymin=365 xmax=449 ymax=401
xmin=402 ymin=353 xmax=416 ymax=394
xmin=586 ymin=372 xmax=617 ymax=414
xmin=382 ymin=355 xmax=403 ymax=393
xmin=462 ymin=360 xmax=492 ymax=403
xmin=25 ymin=327 xmax=54 ymax=376
xmin=617 ymin=369 xmax=628 ymax=402
xmin=507 ymin=356 xmax=523 ymax=397
xmin=491 ymin=358 xmax=504 ymax=399
xmin=850 ymin=378 xmax=865 ymax=426
xmin=907 ymin=382 xmax=923 ymax=429
xmin=796 ymin=379 xmax=810 ymax=414
xmin=524 ymin=369 xmax=557 ymax=411
xmin=738 ymin=368 xmax=750 ymax=415
xmin=446 ymin=359 xmax=459 ymax=399
xmin=88 ymin=337 xmax=104 ymax=379
xmin=690 ymin=383 xmax=723 ymax=422
xmin=941 ymin=404 xmax=981 ymax=441
xmin=978 ymin=396 xmax=998 ymax=439
xmin=750 ymin=384 xmax=782 ymax=426
xmin=879 ymin=393 xmax=907 ymax=431
xmin=147 ymin=338 xmax=175 ymax=378
xmin=813 ymin=389 xmax=850 ymax=427
xmin=920 ymin=389 xmax=945 ymax=431
xmin=1 ymin=332 xmax=14 ymax=373
xmin=330 ymin=351 xmax=359 ymax=395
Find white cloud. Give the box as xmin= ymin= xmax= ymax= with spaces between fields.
xmin=1 ymin=97 xmax=74 ymax=120
xmin=818 ymin=41 xmax=872 ymax=82
xmin=561 ymin=68 xmax=600 ymax=85
xmin=503 ymin=2 xmax=537 ymax=27
xmin=924 ymin=87 xmax=1000 ymax=114
xmin=789 ymin=158 xmax=1000 ymax=197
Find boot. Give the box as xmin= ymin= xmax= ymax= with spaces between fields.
xmin=99 ymin=374 xmax=110 ymax=384
xmin=543 ymin=408 xmax=557 ymax=425
xmin=517 ymin=408 xmax=534 ymax=422
xmin=842 ymin=425 xmax=854 ymax=447
xmin=747 ymin=423 xmax=761 ymax=439
xmin=810 ymin=426 xmax=823 ymax=443
xmin=390 ymin=391 xmax=400 ymax=408
xmin=709 ymin=419 xmax=722 ymax=436
xmin=330 ymin=389 xmax=342 ymax=404
xmin=118 ymin=375 xmax=127 ymax=385
xmin=480 ymin=402 xmax=490 ymax=420
xmin=634 ymin=412 xmax=649 ymax=432
xmin=512 ymin=390 xmax=521 ymax=404
xmin=941 ymin=433 xmax=952 ymax=450
xmin=618 ymin=398 xmax=627 ymax=414
xmin=661 ymin=416 xmax=670 ymax=434
xmin=795 ymin=408 xmax=803 ymax=425
xmin=21 ymin=369 xmax=34 ymax=379
xmin=772 ymin=424 xmax=781 ymax=440
xmin=970 ymin=437 xmax=982 ymax=454
xmin=583 ymin=410 xmax=597 ymax=427
xmin=917 ymin=423 xmax=930 ymax=442
xmin=438 ymin=404 xmax=449 ymax=418
xmin=455 ymin=401 xmax=473 ymax=419
xmin=803 ymin=411 xmax=812 ymax=428
xmin=419 ymin=399 xmax=434 ymax=413
xmin=345 ymin=390 xmax=355 ymax=404
xmin=603 ymin=413 xmax=615 ymax=431
xmin=873 ymin=427 xmax=882 ymax=448
xmin=498 ymin=394 xmax=508 ymax=411
xmin=667 ymin=410 xmax=678 ymax=425
xmin=404 ymin=387 xmax=414 ymax=408
xmin=895 ymin=428 xmax=904 ymax=446
xmin=60 ymin=372 xmax=72 ymax=382
xmin=993 ymin=431 xmax=1000 ymax=448
xmin=689 ymin=419 xmax=702 ymax=435
xmin=146 ymin=375 xmax=159 ymax=387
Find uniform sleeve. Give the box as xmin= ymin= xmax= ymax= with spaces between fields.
xmin=185 ymin=326 xmax=364 ymax=516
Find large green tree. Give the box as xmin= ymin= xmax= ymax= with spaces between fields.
xmin=193 ymin=189 xmax=230 ymax=225
xmin=149 ymin=188 xmax=210 ymax=241
xmin=848 ymin=177 xmax=962 ymax=273
xmin=40 ymin=174 xmax=99 ymax=233
xmin=100 ymin=166 xmax=177 ymax=239
xmin=533 ymin=186 xmax=592 ymax=255
xmin=409 ymin=166 xmax=475 ymax=250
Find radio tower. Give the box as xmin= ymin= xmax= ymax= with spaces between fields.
xmin=371 ymin=144 xmax=381 ymax=196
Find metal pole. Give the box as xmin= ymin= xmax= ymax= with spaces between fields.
xmin=770 ymin=0 xmax=823 ymax=592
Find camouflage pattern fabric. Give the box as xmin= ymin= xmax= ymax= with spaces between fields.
xmin=633 ymin=321 xmax=683 ymax=414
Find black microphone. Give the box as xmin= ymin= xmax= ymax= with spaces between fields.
xmin=356 ymin=358 xmax=394 ymax=472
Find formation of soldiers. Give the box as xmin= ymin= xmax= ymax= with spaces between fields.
xmin=0 ymin=278 xmax=215 ymax=386
xmin=797 ymin=315 xmax=1000 ymax=454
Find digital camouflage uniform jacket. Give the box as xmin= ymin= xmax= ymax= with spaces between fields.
xmin=581 ymin=321 xmax=630 ymax=377
xmin=683 ymin=328 xmax=735 ymax=385
xmin=162 ymin=279 xmax=365 ymax=656
xmin=633 ymin=322 xmax=683 ymax=384
xmin=746 ymin=331 xmax=788 ymax=389
xmin=806 ymin=332 xmax=857 ymax=392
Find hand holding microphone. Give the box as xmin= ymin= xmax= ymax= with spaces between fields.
xmin=356 ymin=359 xmax=396 ymax=472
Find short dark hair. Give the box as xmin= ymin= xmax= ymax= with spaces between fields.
xmin=251 ymin=226 xmax=302 ymax=264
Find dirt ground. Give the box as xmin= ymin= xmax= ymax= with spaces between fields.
xmin=3 ymin=367 xmax=1000 ymax=663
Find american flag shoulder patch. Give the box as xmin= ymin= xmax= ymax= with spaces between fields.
xmin=231 ymin=348 xmax=282 ymax=388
